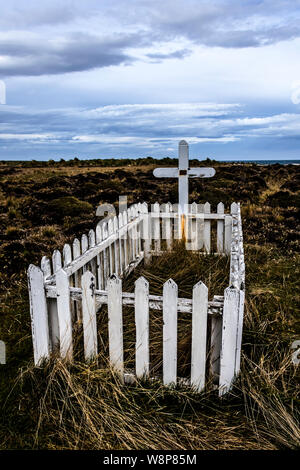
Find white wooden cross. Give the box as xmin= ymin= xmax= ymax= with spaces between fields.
xmin=153 ymin=140 xmax=216 ymax=215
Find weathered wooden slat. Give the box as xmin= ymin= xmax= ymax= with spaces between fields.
xmin=191 ymin=281 xmax=208 ymax=392
xmin=107 ymin=275 xmax=123 ymax=377
xmin=82 ymin=270 xmax=98 ymax=361
xmin=28 ymin=265 xmax=50 ymax=365
xmin=224 ymin=215 xmax=232 ymax=255
xmin=52 ymin=249 xmax=62 ymax=273
xmin=163 ymin=279 xmax=178 ymax=386
xmin=41 ymin=256 xmax=51 ymax=278
xmin=217 ymin=202 xmax=224 ymax=253
xmin=135 ymin=276 xmax=149 ymax=378
xmin=153 ymin=202 xmax=161 ymax=253
xmin=56 ymin=269 xmax=73 ymax=361
xmin=235 ymin=288 xmax=245 ymax=375
xmin=81 ymin=234 xmax=88 ymax=273
xmin=63 ymin=244 xmax=72 ymax=267
xmin=219 ymin=287 xmax=239 ymax=396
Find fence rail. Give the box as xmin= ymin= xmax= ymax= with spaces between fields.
xmin=28 ymin=201 xmax=245 ymax=396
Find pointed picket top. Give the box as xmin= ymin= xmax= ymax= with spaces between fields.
xmin=88 ymin=229 xmax=96 ymax=247
xmin=204 ymin=202 xmax=211 ymax=213
xmin=217 ymin=202 xmax=224 ymax=214
xmin=81 ymin=234 xmax=88 ymax=253
xmin=153 ymin=202 xmax=160 ymax=213
xmin=27 ymin=264 xmax=50 ymax=365
xmin=63 ymin=243 xmax=72 ymax=266
xmin=127 ymin=207 xmax=132 ymax=222
xmin=41 ymin=256 xmax=51 ymax=277
xmin=231 ymin=202 xmax=238 ymax=215
xmin=73 ymin=238 xmax=81 ymax=259
xmin=96 ymin=222 xmax=103 ymax=244
xmin=52 ymin=249 xmax=62 ymax=273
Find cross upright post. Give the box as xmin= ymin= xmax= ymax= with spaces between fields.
xmin=153 ymin=140 xmax=216 ymax=239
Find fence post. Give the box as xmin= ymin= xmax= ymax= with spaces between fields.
xmin=28 ymin=264 xmax=50 ymax=365
xmin=191 ymin=281 xmax=208 ymax=392
xmin=107 ymin=275 xmax=124 ymax=379
xmin=135 ymin=276 xmax=149 ymax=378
xmin=41 ymin=256 xmax=59 ymax=352
xmin=82 ymin=270 xmax=98 ymax=361
xmin=163 ymin=279 xmax=178 ymax=386
xmin=219 ymin=286 xmax=240 ymax=396
xmin=56 ymin=268 xmax=73 ymax=361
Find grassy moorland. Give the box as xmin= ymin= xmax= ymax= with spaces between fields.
xmin=0 ymin=158 xmax=299 ymax=450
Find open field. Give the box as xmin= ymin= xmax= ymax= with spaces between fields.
xmin=0 ymin=159 xmax=299 ymax=449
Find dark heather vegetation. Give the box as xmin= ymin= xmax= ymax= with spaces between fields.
xmin=0 ymin=158 xmax=299 ymax=449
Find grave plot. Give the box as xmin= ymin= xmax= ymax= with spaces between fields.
xmin=27 ymin=141 xmax=245 ymax=396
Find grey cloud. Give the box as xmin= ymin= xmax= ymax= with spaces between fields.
xmin=0 ymin=32 xmax=142 ymax=77
xmin=146 ymin=48 xmax=191 ymax=61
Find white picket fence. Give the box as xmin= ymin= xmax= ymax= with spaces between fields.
xmin=28 ymin=201 xmax=245 ymax=396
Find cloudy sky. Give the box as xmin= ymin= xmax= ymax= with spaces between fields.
xmin=0 ymin=0 xmax=300 ymax=161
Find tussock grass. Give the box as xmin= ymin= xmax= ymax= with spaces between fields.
xmin=1 ymin=244 xmax=299 ymax=450
xmin=0 ymin=161 xmax=299 ymax=450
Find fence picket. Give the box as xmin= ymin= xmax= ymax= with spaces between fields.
xmin=107 ymin=275 xmax=123 ymax=378
xmin=82 ymin=270 xmax=98 ymax=361
xmin=102 ymin=222 xmax=109 ymax=286
xmin=191 ymin=281 xmax=208 ymax=391
xmin=113 ymin=216 xmax=119 ymax=275
xmin=63 ymin=244 xmax=72 ymax=266
xmin=56 ymin=269 xmax=73 ymax=361
xmin=219 ymin=286 xmax=239 ymax=396
xmin=163 ymin=279 xmax=178 ymax=386
xmin=217 ymin=202 xmax=224 ymax=253
xmin=204 ymin=202 xmax=211 ymax=253
xmin=96 ymin=223 xmax=104 ymax=290
xmin=153 ymin=202 xmax=161 ymax=253
xmin=135 ymin=277 xmax=149 ymax=378
xmin=235 ymin=289 xmax=245 ymax=375
xmin=52 ymin=249 xmax=62 ymax=272
xmin=28 ymin=265 xmax=50 ymax=365
xmin=224 ymin=215 xmax=232 ymax=255
xmin=41 ymin=256 xmax=51 ymax=278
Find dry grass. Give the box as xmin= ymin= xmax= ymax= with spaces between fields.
xmin=1 ymin=244 xmax=299 ymax=450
